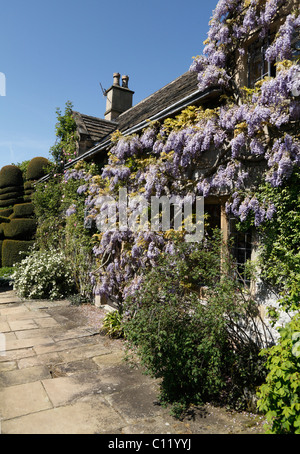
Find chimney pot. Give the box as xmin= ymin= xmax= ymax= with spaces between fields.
xmin=113 ymin=72 xmax=120 ymax=86
xmin=122 ymin=75 xmax=129 ymax=88
xmin=104 ymin=73 xmax=134 ymax=121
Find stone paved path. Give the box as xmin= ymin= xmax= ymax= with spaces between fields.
xmin=0 ymin=288 xmax=266 ymax=434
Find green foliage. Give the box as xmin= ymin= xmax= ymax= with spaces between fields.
xmin=257 ymin=313 xmax=300 ymax=434
xmin=102 ymin=310 xmax=124 ymax=338
xmin=26 ymin=157 xmax=50 ymax=181
xmin=0 ymin=186 xmax=22 ymax=195
xmin=124 ymin=231 xmax=268 ymax=417
xmin=0 ymin=266 xmax=13 ymax=287
xmin=0 ymin=266 xmax=14 ymax=277
xmin=49 ymin=101 xmax=78 ymax=167
xmin=10 ymin=203 xmax=34 ymax=219
xmin=3 ymin=218 xmax=36 ymax=240
xmin=0 ymin=191 xmax=22 ymax=201
xmin=13 ymin=160 xmax=30 ymax=180
xmin=0 ymin=197 xmax=23 ymax=208
xmin=0 ymin=208 xmax=13 ymax=217
xmin=1 ymin=239 xmax=34 ymax=267
xmin=0 ymin=216 xmax=10 ymax=223
xmin=32 ymin=161 xmax=99 ymax=301
xmin=12 ymin=249 xmax=76 ymax=300
xmin=0 ymin=165 xmax=23 ymax=189
xmin=257 ymin=168 xmax=300 ymax=312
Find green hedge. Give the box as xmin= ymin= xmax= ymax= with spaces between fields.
xmin=2 ymin=240 xmax=34 ymax=267
xmin=0 ymin=165 xmax=23 ymax=189
xmin=0 ymin=208 xmax=13 ymax=217
xmin=26 ymin=157 xmax=49 ymax=181
xmin=24 ymin=181 xmax=34 ymax=190
xmin=23 ymin=195 xmax=32 ymax=202
xmin=0 ymin=216 xmax=10 ymax=223
xmin=10 ymin=203 xmax=34 ymax=219
xmin=3 ymin=218 xmax=36 ymax=240
xmin=0 ymin=191 xmax=23 ymax=201
xmin=0 ymin=197 xmax=23 ymax=208
xmin=0 ymin=186 xmax=22 ymax=195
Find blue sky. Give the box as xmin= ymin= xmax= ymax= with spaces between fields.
xmin=0 ymin=0 xmax=218 ymax=169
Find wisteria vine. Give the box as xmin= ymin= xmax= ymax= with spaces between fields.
xmin=65 ymin=0 xmax=299 ymax=305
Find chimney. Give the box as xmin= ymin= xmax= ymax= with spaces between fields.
xmin=104 ymin=73 xmax=134 ymax=121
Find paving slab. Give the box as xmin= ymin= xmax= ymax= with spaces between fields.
xmin=5 ymin=336 xmax=54 ymax=351
xmin=0 ymin=365 xmax=50 ymax=387
xmin=0 ymin=381 xmax=52 ymax=419
xmin=0 ymin=321 xmax=11 ymax=332
xmin=17 ymin=352 xmax=62 ymax=369
xmin=0 ymin=361 xmax=17 ymax=372
xmin=8 ymin=319 xmax=39 ymax=331
xmin=0 ymin=347 xmax=35 ymax=363
xmin=1 ymin=396 xmax=125 ymax=434
xmin=0 ymin=290 xmax=267 ymax=435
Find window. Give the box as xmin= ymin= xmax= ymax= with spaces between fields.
xmin=229 ymin=217 xmax=252 ymax=285
xmin=247 ymin=33 xmax=276 ymax=88
xmin=204 ymin=203 xmax=221 ymax=235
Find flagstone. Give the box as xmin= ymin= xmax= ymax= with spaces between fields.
xmin=0 ymin=360 xmax=17 ymax=372
xmin=1 ymin=396 xmax=124 ymax=434
xmin=18 ymin=352 xmax=62 ymax=369
xmin=0 ymin=365 xmax=50 ymax=386
xmin=0 ymin=347 xmax=35 ymax=362
xmin=0 ymin=321 xmax=10 ymax=332
xmin=58 ymin=343 xmax=111 ymax=363
xmin=0 ymin=305 xmax=30 ymax=316
xmin=5 ymin=336 xmax=54 ymax=351
xmin=0 ymin=381 xmax=52 ymax=419
xmin=33 ymin=338 xmax=83 ymax=355
xmin=8 ymin=319 xmax=39 ymax=331
xmin=35 ymin=317 xmax=60 ymax=328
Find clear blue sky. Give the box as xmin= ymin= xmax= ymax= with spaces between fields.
xmin=0 ymin=0 xmax=218 ymax=169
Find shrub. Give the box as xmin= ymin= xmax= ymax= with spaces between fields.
xmin=0 ymin=186 xmax=22 ymax=195
xmin=0 ymin=197 xmax=23 ymax=208
xmin=0 ymin=266 xmax=14 ymax=287
xmin=10 ymin=203 xmax=34 ymax=219
xmin=3 ymin=218 xmax=36 ymax=239
xmin=0 ymin=208 xmax=13 ymax=217
xmin=0 ymin=191 xmax=22 ymax=201
xmin=1 ymin=240 xmax=34 ymax=267
xmin=0 ymin=165 xmax=23 ymax=189
xmin=24 ymin=181 xmax=34 ymax=190
xmin=257 ymin=313 xmax=300 ymax=434
xmin=102 ymin=310 xmax=124 ymax=338
xmin=12 ymin=249 xmax=76 ymax=300
xmin=123 ymin=232 xmax=269 ymax=416
xmin=0 ymin=216 xmax=10 ymax=223
xmin=26 ymin=157 xmax=50 ymax=181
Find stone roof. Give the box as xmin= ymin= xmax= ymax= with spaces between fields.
xmin=73 ymin=71 xmax=200 ymax=147
xmin=72 ymin=111 xmax=116 ymax=142
xmin=116 ymin=71 xmax=200 ymax=131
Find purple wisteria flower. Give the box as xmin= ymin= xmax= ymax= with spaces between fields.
xmin=66 ymin=204 xmax=77 ymax=217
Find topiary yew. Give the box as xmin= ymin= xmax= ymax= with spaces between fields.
xmin=3 ymin=218 xmax=36 ymax=240
xmin=2 ymin=240 xmax=34 ymax=267
xmin=10 ymin=203 xmax=34 ymax=219
xmin=26 ymin=157 xmax=50 ymax=182
xmin=0 ymin=165 xmax=23 ymax=189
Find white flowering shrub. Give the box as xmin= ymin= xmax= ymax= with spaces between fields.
xmin=12 ymin=250 xmax=75 ymax=300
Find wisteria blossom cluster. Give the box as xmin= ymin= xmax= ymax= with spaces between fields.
xmin=65 ymin=0 xmax=299 ymax=305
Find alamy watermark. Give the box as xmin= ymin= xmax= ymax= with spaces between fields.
xmin=0 ymin=72 xmax=6 ymax=96
xmin=92 ymin=189 xmax=204 ymax=242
